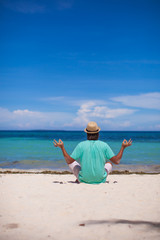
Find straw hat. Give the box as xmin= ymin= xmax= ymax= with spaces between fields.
xmin=84 ymin=121 xmax=101 ymax=134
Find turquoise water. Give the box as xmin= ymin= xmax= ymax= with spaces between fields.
xmin=0 ymin=131 xmax=160 ymax=170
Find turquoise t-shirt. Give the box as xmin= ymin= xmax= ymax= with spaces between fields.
xmin=71 ymin=140 xmax=115 ymax=184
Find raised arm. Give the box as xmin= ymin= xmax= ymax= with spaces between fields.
xmin=53 ymin=139 xmax=75 ymax=164
xmin=110 ymin=139 xmax=132 ymax=165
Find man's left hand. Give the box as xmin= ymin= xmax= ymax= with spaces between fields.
xmin=122 ymin=139 xmax=132 ymax=148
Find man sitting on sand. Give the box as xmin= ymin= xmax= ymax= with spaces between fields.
xmin=54 ymin=121 xmax=132 ymax=184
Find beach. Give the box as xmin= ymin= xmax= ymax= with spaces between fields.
xmin=0 ymin=173 xmax=160 ymax=240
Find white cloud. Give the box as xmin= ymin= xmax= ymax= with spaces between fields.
xmin=0 ymin=107 xmax=73 ymax=130
xmin=67 ymin=101 xmax=136 ymax=128
xmin=112 ymin=92 xmax=160 ymax=110
xmin=91 ymin=106 xmax=135 ymax=118
xmin=13 ymin=109 xmax=36 ymax=115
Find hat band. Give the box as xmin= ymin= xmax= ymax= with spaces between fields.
xmin=86 ymin=129 xmax=99 ymax=132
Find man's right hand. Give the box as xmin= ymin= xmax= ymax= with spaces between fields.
xmin=122 ymin=139 xmax=132 ymax=148
xmin=53 ymin=139 xmax=64 ymax=148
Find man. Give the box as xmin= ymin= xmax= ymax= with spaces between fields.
xmin=54 ymin=121 xmax=132 ymax=184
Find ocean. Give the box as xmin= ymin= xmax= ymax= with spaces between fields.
xmin=0 ymin=131 xmax=160 ymax=172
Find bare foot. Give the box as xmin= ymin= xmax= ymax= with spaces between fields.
xmin=75 ymin=179 xmax=80 ymax=184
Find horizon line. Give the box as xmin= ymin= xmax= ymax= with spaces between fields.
xmin=0 ymin=129 xmax=160 ymax=132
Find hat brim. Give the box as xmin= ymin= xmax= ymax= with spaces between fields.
xmin=84 ymin=127 xmax=101 ymax=134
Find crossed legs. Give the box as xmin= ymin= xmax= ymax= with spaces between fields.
xmin=69 ymin=161 xmax=113 ymax=182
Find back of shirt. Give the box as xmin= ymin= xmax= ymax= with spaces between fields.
xmin=71 ymin=140 xmax=115 ymax=184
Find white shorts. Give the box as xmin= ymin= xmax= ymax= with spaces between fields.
xmin=68 ymin=161 xmax=112 ymax=179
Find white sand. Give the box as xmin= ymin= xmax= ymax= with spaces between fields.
xmin=0 ymin=173 xmax=160 ymax=240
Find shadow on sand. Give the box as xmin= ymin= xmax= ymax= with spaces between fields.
xmin=53 ymin=180 xmax=80 ymax=184
xmin=80 ymin=219 xmax=160 ymax=230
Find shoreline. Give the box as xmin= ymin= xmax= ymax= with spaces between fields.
xmin=0 ymin=164 xmax=160 ymax=174
xmin=0 ymin=168 xmax=160 ymax=175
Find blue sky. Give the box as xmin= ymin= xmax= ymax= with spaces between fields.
xmin=0 ymin=0 xmax=160 ymax=130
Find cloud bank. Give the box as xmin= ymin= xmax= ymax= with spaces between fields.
xmin=0 ymin=92 xmax=160 ymax=130
xmin=0 ymin=102 xmax=135 ymax=130
xmin=67 ymin=101 xmax=136 ymax=127
xmin=0 ymin=107 xmax=73 ymax=130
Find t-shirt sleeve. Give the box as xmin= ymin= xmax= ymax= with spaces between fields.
xmin=70 ymin=143 xmax=82 ymax=160
xmin=105 ymin=143 xmax=115 ymax=160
